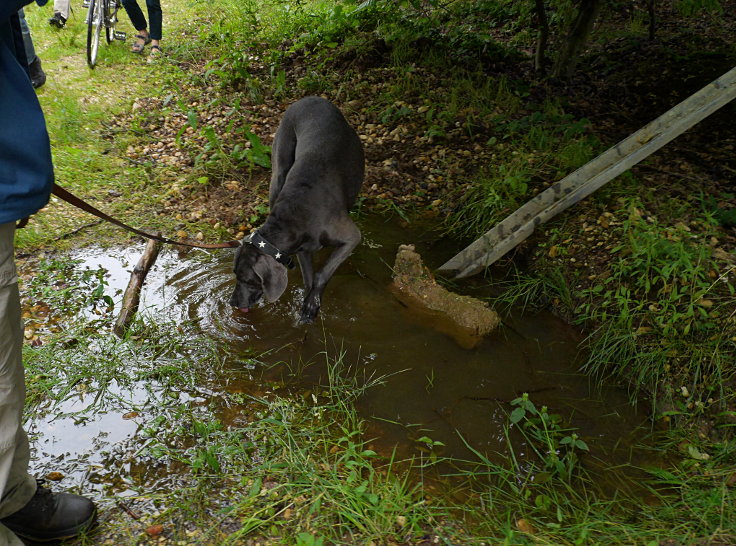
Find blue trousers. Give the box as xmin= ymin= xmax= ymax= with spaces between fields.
xmin=121 ymin=0 xmax=162 ymax=41
xmin=17 ymin=9 xmax=36 ymax=65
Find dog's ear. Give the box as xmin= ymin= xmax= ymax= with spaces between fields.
xmin=253 ymin=254 xmax=288 ymax=302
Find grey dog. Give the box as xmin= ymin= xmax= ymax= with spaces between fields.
xmin=229 ymin=96 xmax=364 ymax=323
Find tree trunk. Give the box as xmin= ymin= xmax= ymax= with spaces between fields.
xmin=647 ymin=0 xmax=656 ymax=40
xmin=534 ymin=0 xmax=550 ymax=73
xmin=553 ymin=0 xmax=603 ymax=80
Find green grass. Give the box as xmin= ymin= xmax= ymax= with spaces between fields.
xmin=16 ymin=0 xmax=219 ymax=251
xmin=216 ymin=367 xmax=437 ymax=543
xmin=23 ymin=306 xmax=457 ymax=542
xmin=446 ymin=103 xmax=599 ymax=238
xmin=18 ymin=299 xmax=673 ymax=544
xmin=573 ymin=198 xmax=735 ymax=408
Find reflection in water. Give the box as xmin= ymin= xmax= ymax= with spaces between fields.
xmin=26 ymin=215 xmax=651 ymax=501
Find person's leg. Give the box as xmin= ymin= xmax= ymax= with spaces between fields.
xmin=49 ymin=0 xmax=70 ymax=28
xmin=0 ymin=223 xmax=96 ymax=542
xmin=146 ymin=0 xmax=162 ymax=57
xmin=146 ymin=0 xmax=162 ymax=40
xmin=17 ymin=10 xmax=36 ymax=66
xmin=17 ymin=10 xmax=46 ymax=89
xmin=0 ymin=223 xmax=36 ymax=524
xmin=53 ymin=0 xmax=71 ymax=19
xmin=121 ymin=0 xmax=150 ymax=52
xmin=0 ymin=524 xmax=24 ymax=546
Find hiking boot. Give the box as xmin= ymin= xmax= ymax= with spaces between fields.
xmin=48 ymin=12 xmax=66 ymax=28
xmin=29 ymin=57 xmax=46 ymax=89
xmin=0 ymin=480 xmax=96 ymax=542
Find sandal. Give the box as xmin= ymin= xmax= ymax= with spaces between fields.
xmin=131 ymin=33 xmax=151 ymax=54
xmin=149 ymin=45 xmax=163 ymax=58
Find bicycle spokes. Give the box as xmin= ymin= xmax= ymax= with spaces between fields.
xmin=87 ymin=0 xmax=125 ymax=68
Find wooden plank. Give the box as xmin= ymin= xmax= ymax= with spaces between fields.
xmin=438 ymin=65 xmax=736 ymax=279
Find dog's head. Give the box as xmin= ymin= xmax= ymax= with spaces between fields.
xmin=229 ymin=244 xmax=288 ymax=312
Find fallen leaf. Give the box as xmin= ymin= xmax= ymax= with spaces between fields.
xmin=145 ymin=524 xmax=164 ymax=537
xmin=517 ymin=518 xmax=535 ymax=534
xmin=46 ymin=471 xmax=64 ymax=481
xmin=687 ymin=445 xmax=710 ymax=461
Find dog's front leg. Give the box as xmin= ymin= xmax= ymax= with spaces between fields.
xmin=300 ymin=219 xmax=361 ymax=323
xmin=297 ymin=251 xmax=314 ymax=292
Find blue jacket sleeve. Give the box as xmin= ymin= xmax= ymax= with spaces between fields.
xmin=0 ymin=12 xmax=54 ymax=224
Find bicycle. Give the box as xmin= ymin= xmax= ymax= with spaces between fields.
xmin=86 ymin=0 xmax=126 ymax=68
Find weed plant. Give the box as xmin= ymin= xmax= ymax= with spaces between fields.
xmin=20 ymin=255 xmax=113 ymax=324
xmin=575 ymin=198 xmax=735 ymax=411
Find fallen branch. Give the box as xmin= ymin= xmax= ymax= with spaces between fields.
xmin=116 ymin=500 xmax=142 ymax=520
xmin=113 ymin=238 xmax=161 ymax=337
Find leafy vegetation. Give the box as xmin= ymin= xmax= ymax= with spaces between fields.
xmin=576 ymin=201 xmax=733 ymax=405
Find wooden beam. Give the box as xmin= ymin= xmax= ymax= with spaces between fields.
xmin=438 ymin=65 xmax=736 ymax=279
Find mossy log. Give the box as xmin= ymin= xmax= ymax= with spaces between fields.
xmin=391 ymin=244 xmax=500 ymax=348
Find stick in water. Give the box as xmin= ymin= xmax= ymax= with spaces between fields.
xmin=114 ymin=239 xmax=161 ymax=337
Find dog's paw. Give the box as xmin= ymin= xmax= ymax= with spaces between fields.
xmin=299 ymin=307 xmax=319 ymax=324
xmin=300 ymin=297 xmax=320 ymax=324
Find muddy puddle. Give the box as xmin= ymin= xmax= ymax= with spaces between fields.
xmin=25 ymin=215 xmax=655 ymax=501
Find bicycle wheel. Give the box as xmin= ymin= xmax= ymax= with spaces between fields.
xmin=86 ymin=0 xmax=103 ymax=69
xmin=104 ymin=0 xmax=116 ymax=44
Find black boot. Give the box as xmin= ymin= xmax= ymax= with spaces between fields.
xmin=0 ymin=480 xmax=96 ymax=542
xmin=48 ymin=12 xmax=66 ymax=28
xmin=29 ymin=57 xmax=46 ymax=89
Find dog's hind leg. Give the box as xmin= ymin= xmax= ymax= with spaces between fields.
xmin=300 ymin=217 xmax=361 ymax=323
xmin=268 ymin=127 xmax=297 ymax=207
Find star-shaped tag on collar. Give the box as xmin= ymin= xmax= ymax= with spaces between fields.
xmin=247 ymin=231 xmax=295 ymax=269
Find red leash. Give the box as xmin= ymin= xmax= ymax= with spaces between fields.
xmin=51 ymin=183 xmax=241 ymax=249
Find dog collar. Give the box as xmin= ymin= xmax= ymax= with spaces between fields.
xmin=244 ymin=231 xmax=295 ymax=269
